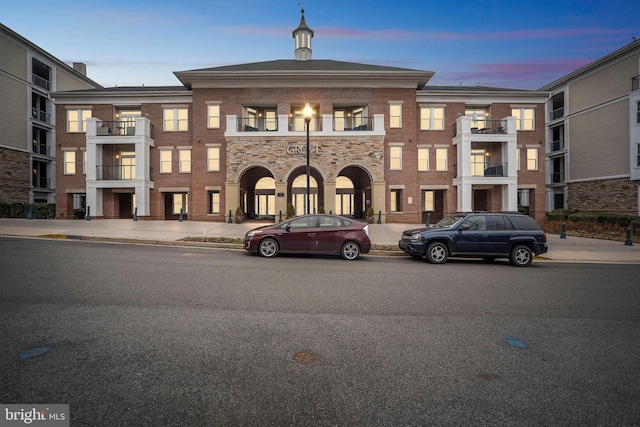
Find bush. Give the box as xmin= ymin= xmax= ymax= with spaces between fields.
xmin=0 ymin=202 xmax=56 ymax=219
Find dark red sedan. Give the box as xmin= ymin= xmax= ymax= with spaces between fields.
xmin=244 ymin=214 xmax=371 ymax=260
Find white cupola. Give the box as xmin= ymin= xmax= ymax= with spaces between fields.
xmin=292 ymin=8 xmax=314 ymax=61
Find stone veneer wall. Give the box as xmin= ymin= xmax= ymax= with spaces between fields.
xmin=568 ymin=178 xmax=639 ymax=215
xmin=0 ymin=147 xmax=30 ymax=203
xmin=225 ymin=135 xmax=385 ymax=182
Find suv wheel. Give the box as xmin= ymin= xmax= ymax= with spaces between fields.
xmin=426 ymin=242 xmax=448 ymax=264
xmin=509 ymin=245 xmax=532 ymax=267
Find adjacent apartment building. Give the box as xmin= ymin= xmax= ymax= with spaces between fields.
xmin=0 ymin=23 xmax=101 ymax=205
xmin=542 ymin=39 xmax=640 ymax=216
xmin=51 ymin=10 xmax=547 ymax=223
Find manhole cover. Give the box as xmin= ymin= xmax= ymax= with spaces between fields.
xmin=293 ymin=351 xmax=314 ymax=364
xmin=19 ymin=346 xmax=50 ymax=359
xmin=506 ymin=339 xmax=527 ymax=349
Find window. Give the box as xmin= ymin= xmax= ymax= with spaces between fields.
xmin=389 ymin=103 xmax=402 ymax=128
xmin=390 ymin=189 xmax=402 ymax=212
xmin=210 ymin=191 xmax=220 ymax=214
xmin=67 ymin=108 xmax=91 ymax=133
xmin=516 ymin=148 xmax=521 ymax=171
xmin=462 ymin=215 xmax=487 ymax=231
xmin=390 ymin=146 xmax=403 ymax=170
xmin=179 ymin=149 xmax=191 ymax=173
xmin=173 ymin=194 xmax=188 ymax=214
xmin=466 ymin=109 xmax=487 ymax=129
xmin=527 ymin=148 xmax=538 ymax=171
xmin=512 ymin=107 xmax=535 ymax=131
xmin=207 ymin=104 xmax=220 ymax=129
xmin=490 ymin=215 xmax=514 ymax=230
xmin=207 ymin=147 xmax=220 ymax=171
xmin=636 ymin=101 xmax=640 ymax=124
xmin=163 ymin=107 xmax=188 ymax=131
xmin=160 ymin=149 xmax=172 ymax=173
xmin=423 ymin=190 xmax=434 ymax=211
xmin=420 ymin=107 xmax=444 ymax=130
xmin=435 ymin=148 xmax=448 ymax=171
xmin=63 ymin=151 xmax=76 ymax=175
xmin=418 ymin=148 xmax=429 ymax=171
xmin=636 ymin=144 xmax=640 ymax=167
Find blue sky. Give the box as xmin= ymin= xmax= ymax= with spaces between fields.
xmin=2 ymin=0 xmax=637 ymax=89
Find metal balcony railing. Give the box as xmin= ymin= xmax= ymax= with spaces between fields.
xmin=96 ymin=121 xmax=138 ymax=136
xmin=32 ymin=74 xmax=51 ymax=91
xmin=471 ymin=161 xmax=508 ymax=177
xmin=288 ymin=117 xmax=321 ymax=132
xmin=551 ymin=172 xmax=565 ymax=183
xmin=32 ymin=177 xmax=51 ymax=189
xmin=551 ymin=139 xmax=565 ymax=152
xmin=32 ymin=143 xmax=51 ymax=156
xmin=96 ymin=165 xmax=136 ymax=180
xmin=31 ymin=108 xmax=50 ymax=123
xmin=550 ymin=107 xmax=565 ymax=121
xmin=470 ymin=120 xmax=507 ymax=134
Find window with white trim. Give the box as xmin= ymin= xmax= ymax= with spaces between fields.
xmin=179 ymin=149 xmax=191 ymax=173
xmin=389 ymin=103 xmax=402 ymax=128
xmin=512 ymin=107 xmax=535 ymax=131
xmin=390 ymin=146 xmax=403 ymax=170
xmin=636 ymin=144 xmax=640 ymax=167
xmin=418 ymin=148 xmax=429 ymax=171
xmin=63 ymin=151 xmax=76 ymax=175
xmin=163 ymin=107 xmax=188 ymax=131
xmin=435 ymin=147 xmax=448 ymax=171
xmin=67 ymin=108 xmax=91 ymax=133
xmin=207 ymin=104 xmax=220 ymax=129
xmin=527 ymin=148 xmax=538 ymax=171
xmin=207 ymin=147 xmax=220 ymax=171
xmin=160 ymin=149 xmax=172 ymax=173
xmin=420 ymin=107 xmax=444 ymax=130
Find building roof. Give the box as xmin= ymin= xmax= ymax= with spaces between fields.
xmin=174 ymin=59 xmax=434 ymax=89
xmin=539 ymin=39 xmax=640 ymax=91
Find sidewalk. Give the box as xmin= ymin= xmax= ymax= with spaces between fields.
xmin=1 ymin=218 xmax=639 ymax=263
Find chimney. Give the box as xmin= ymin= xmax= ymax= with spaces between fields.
xmin=72 ymin=62 xmax=87 ymax=76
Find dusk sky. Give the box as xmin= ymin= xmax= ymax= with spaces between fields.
xmin=2 ymin=0 xmax=637 ymax=90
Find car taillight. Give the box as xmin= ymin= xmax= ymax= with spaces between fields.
xmin=542 ymin=233 xmax=547 ymax=242
xmin=363 ymin=225 xmax=370 ymax=237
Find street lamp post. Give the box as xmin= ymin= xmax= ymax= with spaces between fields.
xmin=303 ymin=103 xmax=313 ymax=215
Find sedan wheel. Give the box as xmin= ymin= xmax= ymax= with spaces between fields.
xmin=258 ymin=238 xmax=279 ymax=258
xmin=426 ymin=242 xmax=448 ymax=264
xmin=341 ymin=241 xmax=361 ymax=260
xmin=509 ymin=245 xmax=532 ymax=267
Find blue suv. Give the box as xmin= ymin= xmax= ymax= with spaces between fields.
xmin=399 ymin=213 xmax=548 ymax=267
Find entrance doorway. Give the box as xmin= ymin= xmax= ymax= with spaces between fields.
xmin=335 ymin=176 xmax=354 ymax=216
xmin=292 ymin=174 xmax=318 ymax=215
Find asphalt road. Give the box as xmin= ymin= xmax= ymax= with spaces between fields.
xmin=1 ymin=237 xmax=640 ymax=426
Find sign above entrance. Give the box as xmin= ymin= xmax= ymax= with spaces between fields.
xmin=287 ymin=144 xmax=320 ymax=155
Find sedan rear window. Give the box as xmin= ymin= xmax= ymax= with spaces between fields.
xmin=509 ymin=215 xmax=542 ymax=230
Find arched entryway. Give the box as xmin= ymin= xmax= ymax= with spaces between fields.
xmin=238 ymin=166 xmax=275 ymax=219
xmin=287 ymin=166 xmax=323 ymax=215
xmin=336 ymin=165 xmax=372 ymax=218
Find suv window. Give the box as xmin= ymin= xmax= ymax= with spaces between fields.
xmin=489 ymin=215 xmax=514 ymax=230
xmin=461 ymin=215 xmax=486 ymax=231
xmin=509 ymin=215 xmax=542 ymax=230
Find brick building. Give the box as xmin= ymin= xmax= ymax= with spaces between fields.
xmin=52 ymin=10 xmax=547 ymax=223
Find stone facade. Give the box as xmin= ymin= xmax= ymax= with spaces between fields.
xmin=226 ymin=135 xmax=385 ymax=183
xmin=569 ymin=178 xmax=640 ymax=215
xmin=0 ymin=147 xmax=30 ymax=203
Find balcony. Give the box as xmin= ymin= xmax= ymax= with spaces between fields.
xmin=452 ymin=117 xmax=515 ymax=137
xmin=476 ymin=162 xmax=508 ymax=177
xmin=550 ymin=139 xmax=565 ymax=152
xmin=550 ymin=107 xmax=564 ymax=121
xmin=226 ymin=114 xmax=385 ymax=137
xmin=31 ymin=108 xmax=51 ymax=124
xmin=96 ymin=164 xmax=146 ymax=181
xmin=550 ymin=172 xmax=565 ymax=184
xmin=632 ymin=75 xmax=639 ymax=91
xmin=32 ymin=177 xmax=51 ymax=189
xmin=32 ymin=142 xmax=51 ymax=156
xmin=32 ymin=74 xmax=51 ymax=91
